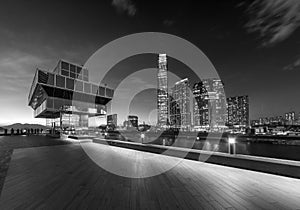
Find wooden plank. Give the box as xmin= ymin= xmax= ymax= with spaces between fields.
xmin=0 ymin=143 xmax=300 ymax=209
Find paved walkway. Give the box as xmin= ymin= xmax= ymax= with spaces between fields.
xmin=1 ymin=142 xmax=300 ymax=209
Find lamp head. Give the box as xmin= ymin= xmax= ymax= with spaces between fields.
xmin=228 ymin=137 xmax=236 ymax=144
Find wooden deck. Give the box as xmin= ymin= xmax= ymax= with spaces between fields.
xmin=1 ymin=142 xmax=300 ymax=209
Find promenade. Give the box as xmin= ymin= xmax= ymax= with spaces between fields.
xmin=1 ymin=141 xmax=300 ymax=209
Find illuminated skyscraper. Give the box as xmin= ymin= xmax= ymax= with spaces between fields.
xmin=128 ymin=115 xmax=138 ymax=128
xmin=193 ymin=82 xmax=209 ymax=128
xmin=157 ymin=54 xmax=168 ymax=127
xmin=107 ymin=114 xmax=117 ymax=129
xmin=227 ymin=95 xmax=249 ymax=127
xmin=169 ymin=78 xmax=191 ymax=129
xmin=285 ymin=111 xmax=295 ymax=125
xmin=212 ymin=79 xmax=227 ymax=128
xmin=192 ymin=79 xmax=227 ymax=130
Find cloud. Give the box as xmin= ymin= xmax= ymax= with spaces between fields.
xmin=0 ymin=51 xmax=51 ymax=93
xmin=244 ymin=0 xmax=300 ymax=46
xmin=283 ymin=56 xmax=300 ymax=71
xmin=111 ymin=0 xmax=137 ymax=17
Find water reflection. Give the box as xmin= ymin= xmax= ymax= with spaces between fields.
xmin=109 ymin=131 xmax=300 ymax=161
xmin=168 ymin=137 xmax=300 ymax=161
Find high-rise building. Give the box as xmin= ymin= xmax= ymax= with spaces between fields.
xmin=169 ymin=89 xmax=180 ymax=128
xmin=157 ymin=54 xmax=169 ymax=128
xmin=285 ymin=111 xmax=295 ymax=125
xmin=192 ymin=79 xmax=227 ymax=130
xmin=192 ymin=82 xmax=209 ymax=128
xmin=169 ymin=78 xmax=191 ymax=129
xmin=107 ymin=114 xmax=117 ymax=128
xmin=202 ymin=79 xmax=227 ymax=129
xmin=128 ymin=115 xmax=138 ymax=128
xmin=227 ymin=95 xmax=249 ymax=127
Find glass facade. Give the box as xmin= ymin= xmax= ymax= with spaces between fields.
xmin=169 ymin=78 xmax=191 ymax=129
xmin=128 ymin=115 xmax=138 ymax=127
xmin=202 ymin=79 xmax=227 ymax=129
xmin=107 ymin=114 xmax=118 ymax=128
xmin=28 ymin=59 xmax=114 ymax=133
xmin=227 ymin=95 xmax=249 ymax=127
xmin=191 ymin=79 xmax=227 ymax=130
xmin=157 ymin=54 xmax=169 ymax=127
xmin=193 ymin=82 xmax=209 ymax=128
xmin=59 ymin=60 xmax=88 ymax=82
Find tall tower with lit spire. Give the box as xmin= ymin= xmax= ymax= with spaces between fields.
xmin=157 ymin=54 xmax=168 ymax=127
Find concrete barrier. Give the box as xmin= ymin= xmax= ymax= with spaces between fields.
xmin=93 ymin=138 xmax=300 ymax=179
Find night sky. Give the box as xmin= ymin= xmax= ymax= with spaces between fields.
xmin=0 ymin=0 xmax=300 ymax=125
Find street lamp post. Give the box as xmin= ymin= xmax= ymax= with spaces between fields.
xmin=228 ymin=136 xmax=236 ymax=155
xmin=141 ymin=133 xmax=145 ymax=144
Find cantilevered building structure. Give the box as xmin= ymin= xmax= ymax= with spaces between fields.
xmin=157 ymin=54 xmax=169 ymax=128
xmin=28 ymin=59 xmax=114 ymax=134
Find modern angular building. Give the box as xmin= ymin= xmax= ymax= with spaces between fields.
xmin=169 ymin=78 xmax=191 ymax=130
xmin=227 ymin=95 xmax=249 ymax=127
xmin=157 ymin=54 xmax=169 ymax=128
xmin=28 ymin=59 xmax=114 ymax=134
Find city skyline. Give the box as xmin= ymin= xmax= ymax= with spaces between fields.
xmin=4 ymin=53 xmax=300 ymax=127
xmin=1 ymin=1 xmax=300 ymax=125
xmin=1 ymin=2 xmax=300 ymax=209
xmin=10 ymin=52 xmax=300 ymax=128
